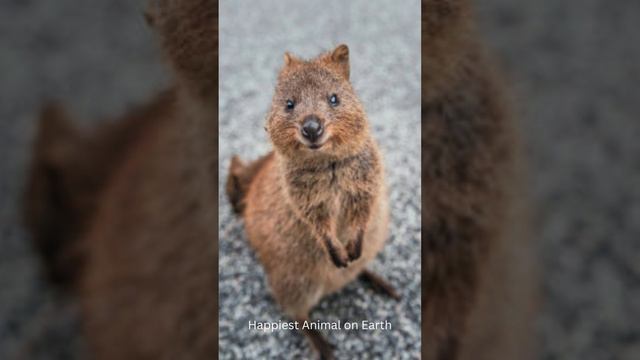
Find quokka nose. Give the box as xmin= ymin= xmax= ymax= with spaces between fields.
xmin=301 ymin=116 xmax=323 ymax=142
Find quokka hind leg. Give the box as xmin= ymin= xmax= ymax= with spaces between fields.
xmin=359 ymin=269 xmax=401 ymax=300
xmin=296 ymin=316 xmax=334 ymax=360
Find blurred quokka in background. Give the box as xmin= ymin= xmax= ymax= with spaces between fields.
xmin=24 ymin=0 xmax=218 ymax=358
xmin=423 ymin=0 xmax=537 ymax=359
xmin=226 ymin=44 xmax=399 ymax=359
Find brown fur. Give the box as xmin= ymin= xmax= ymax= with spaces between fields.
xmin=146 ymin=0 xmax=218 ymax=99
xmin=24 ymin=91 xmax=174 ymax=287
xmin=226 ymin=45 xmax=396 ymax=359
xmin=23 ymin=0 xmax=218 ymax=359
xmin=422 ymin=1 xmax=537 ymax=359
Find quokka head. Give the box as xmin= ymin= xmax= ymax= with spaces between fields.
xmin=266 ymin=44 xmax=369 ymax=159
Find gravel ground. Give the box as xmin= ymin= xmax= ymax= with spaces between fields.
xmin=217 ymin=1 xmax=421 ymax=358
xmin=0 ymin=0 xmax=639 ymax=359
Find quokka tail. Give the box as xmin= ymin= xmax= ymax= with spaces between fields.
xmin=226 ymin=152 xmax=273 ymax=215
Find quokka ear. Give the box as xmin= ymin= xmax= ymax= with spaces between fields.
xmin=284 ymin=51 xmax=302 ymax=66
xmin=143 ymin=8 xmax=156 ymax=27
xmin=330 ymin=44 xmax=350 ymax=80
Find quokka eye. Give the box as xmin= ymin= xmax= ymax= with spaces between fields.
xmin=286 ymin=99 xmax=295 ymax=111
xmin=329 ymin=94 xmax=339 ymax=107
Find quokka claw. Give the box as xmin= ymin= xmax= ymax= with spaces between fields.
xmin=347 ymin=229 xmax=364 ymax=261
xmin=324 ymin=237 xmax=349 ymax=268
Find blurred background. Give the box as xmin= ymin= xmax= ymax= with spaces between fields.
xmin=476 ymin=1 xmax=640 ymax=359
xmin=0 ymin=1 xmax=167 ymax=358
xmin=0 ymin=0 xmax=638 ymax=359
xmin=218 ymin=0 xmax=421 ymax=358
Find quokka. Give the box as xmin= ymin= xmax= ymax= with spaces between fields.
xmin=226 ymin=44 xmax=400 ymax=359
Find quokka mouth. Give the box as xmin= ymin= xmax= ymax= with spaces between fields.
xmin=297 ymin=135 xmax=328 ymax=150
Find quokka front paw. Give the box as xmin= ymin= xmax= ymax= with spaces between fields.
xmin=347 ymin=229 xmax=364 ymax=261
xmin=324 ymin=237 xmax=349 ymax=268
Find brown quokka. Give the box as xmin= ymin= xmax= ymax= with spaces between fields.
xmin=423 ymin=0 xmax=537 ymax=359
xmin=227 ymin=44 xmax=399 ymax=359
xmin=24 ymin=1 xmax=218 ymax=359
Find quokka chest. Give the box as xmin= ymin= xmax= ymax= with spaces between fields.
xmin=285 ymin=159 xmax=377 ymax=218
xmin=286 ymin=160 xmax=369 ymax=194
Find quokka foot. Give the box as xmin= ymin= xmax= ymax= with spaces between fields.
xmin=359 ymin=269 xmax=401 ymax=300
